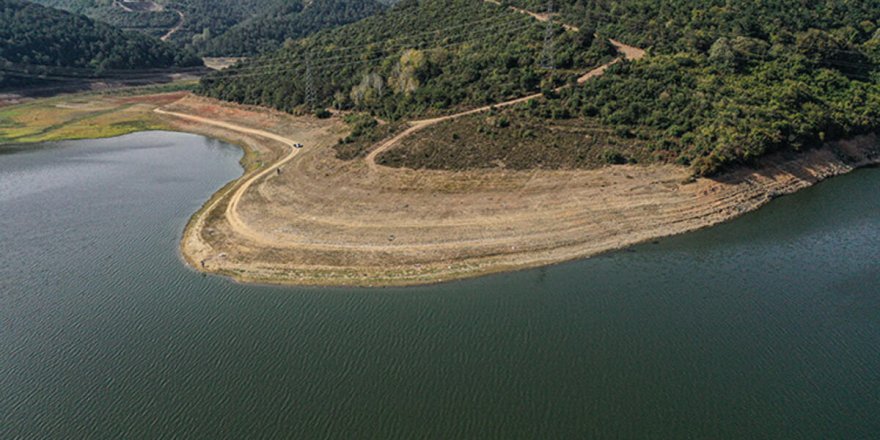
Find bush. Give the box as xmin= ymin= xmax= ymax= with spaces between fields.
xmin=602 ymin=150 xmax=629 ymax=164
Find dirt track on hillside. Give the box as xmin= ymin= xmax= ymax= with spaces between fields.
xmin=161 ymin=10 xmax=184 ymax=41
xmin=364 ymin=39 xmax=645 ymax=171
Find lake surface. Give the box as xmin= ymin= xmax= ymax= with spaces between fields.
xmin=1 ymin=131 xmax=878 ymax=439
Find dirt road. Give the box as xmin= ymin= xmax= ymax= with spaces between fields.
xmin=154 ymin=108 xmax=295 ymax=146
xmin=365 ymin=39 xmax=644 ymax=171
xmin=154 ymin=107 xmax=304 ymax=246
xmin=149 ymin=4 xmax=664 ymax=286
xmin=161 ymin=10 xmax=185 ymax=42
xmin=144 ymin=2 xmax=877 ymax=287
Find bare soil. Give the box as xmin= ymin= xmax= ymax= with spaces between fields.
xmin=203 ymin=58 xmax=246 ymax=71
xmin=156 ymin=95 xmax=879 ymax=287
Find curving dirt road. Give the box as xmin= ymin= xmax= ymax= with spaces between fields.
xmin=154 ymin=108 xmax=301 ymax=247
xmin=364 ymin=39 xmax=645 ymax=171
xmin=364 ymin=1 xmax=646 ymax=170
xmin=161 ymin=9 xmax=185 ymax=42
xmin=150 ymin=4 xmax=666 ymax=286
xmin=156 ymin=95 xmax=880 ymax=287
xmin=158 ymin=4 xmax=649 ymax=253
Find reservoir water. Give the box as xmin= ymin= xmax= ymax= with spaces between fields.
xmin=1 ymin=132 xmax=878 ymax=438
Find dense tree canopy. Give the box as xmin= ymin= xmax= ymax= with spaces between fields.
xmin=500 ymin=0 xmax=880 ymax=174
xmin=200 ymin=0 xmax=387 ymax=56
xmin=197 ymin=0 xmax=615 ymax=118
xmin=193 ymin=0 xmax=880 ymax=175
xmin=31 ymin=0 xmax=281 ymax=44
xmin=30 ymin=0 xmax=180 ymax=38
xmin=0 ymin=0 xmax=201 ymax=88
xmin=32 ymin=0 xmax=389 ymax=56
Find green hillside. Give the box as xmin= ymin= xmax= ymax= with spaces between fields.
xmin=0 ymin=0 xmax=202 ymax=88
xmin=32 ymin=0 xmax=387 ymax=55
xmin=30 ymin=0 xmax=186 ymax=38
xmin=480 ymin=0 xmax=880 ymax=175
xmin=201 ymin=0 xmax=387 ymax=56
xmin=197 ymin=0 xmax=616 ymax=117
xmin=371 ymin=0 xmax=880 ymax=176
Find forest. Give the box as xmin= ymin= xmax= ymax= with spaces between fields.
xmin=0 ymin=0 xmax=201 ymax=88
xmin=197 ymin=0 xmax=616 ymax=118
xmin=199 ymin=0 xmax=387 ymax=56
xmin=29 ymin=0 xmax=179 ymax=38
xmin=308 ymin=0 xmax=880 ymax=176
xmin=493 ymin=0 xmax=880 ymax=174
xmin=31 ymin=0 xmax=389 ymax=56
xmin=21 ymin=0 xmax=877 ymax=176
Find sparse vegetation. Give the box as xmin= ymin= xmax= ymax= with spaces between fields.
xmin=335 ymin=113 xmax=403 ymax=159
xmin=0 ymin=92 xmax=184 ymax=144
xmin=376 ymin=104 xmax=651 ymax=170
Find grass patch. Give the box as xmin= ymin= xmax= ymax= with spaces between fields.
xmin=0 ymin=93 xmax=176 ymax=145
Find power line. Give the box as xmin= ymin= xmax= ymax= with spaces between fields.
xmin=305 ymin=51 xmax=316 ymax=109
xmin=541 ymin=0 xmax=555 ymax=70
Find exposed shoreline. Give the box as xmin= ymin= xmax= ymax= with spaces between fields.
xmin=3 ymin=93 xmax=878 ymax=287
xmin=158 ymin=97 xmax=879 ymax=287
xmin=195 ymin=140 xmax=879 ymax=288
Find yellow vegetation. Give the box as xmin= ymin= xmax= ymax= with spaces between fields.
xmin=0 ymin=93 xmax=184 ymax=145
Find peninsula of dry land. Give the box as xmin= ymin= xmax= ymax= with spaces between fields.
xmin=2 ymin=89 xmax=877 ymax=286
xmin=155 ymin=94 xmax=880 ymax=286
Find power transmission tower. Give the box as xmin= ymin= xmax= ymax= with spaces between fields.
xmin=305 ymin=51 xmax=317 ymax=110
xmin=541 ymin=0 xmax=555 ymax=70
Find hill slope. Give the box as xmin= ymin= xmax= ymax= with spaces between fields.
xmin=197 ymin=0 xmax=615 ymax=116
xmin=0 ymin=0 xmax=202 ymax=88
xmin=29 ymin=0 xmax=181 ymax=38
xmin=375 ymin=0 xmax=880 ymax=176
xmin=201 ymin=0 xmax=387 ymax=56
xmin=32 ymin=0 xmax=388 ymax=56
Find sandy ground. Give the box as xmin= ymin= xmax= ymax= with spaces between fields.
xmin=155 ymin=95 xmax=879 ymax=287
xmin=61 ymin=4 xmax=865 ymax=287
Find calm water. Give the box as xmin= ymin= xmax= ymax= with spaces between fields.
xmin=1 ymin=132 xmax=878 ymax=439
